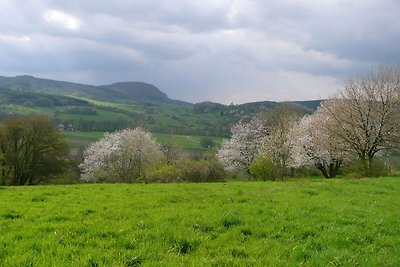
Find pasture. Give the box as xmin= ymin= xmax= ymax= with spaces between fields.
xmin=0 ymin=177 xmax=399 ymax=266
xmin=64 ymin=131 xmax=223 ymax=152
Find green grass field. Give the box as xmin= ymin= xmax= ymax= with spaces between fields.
xmin=1 ymin=177 xmax=399 ymax=266
xmin=152 ymin=133 xmax=223 ymax=152
xmin=64 ymin=131 xmax=224 ymax=152
xmin=56 ymin=109 xmax=134 ymax=122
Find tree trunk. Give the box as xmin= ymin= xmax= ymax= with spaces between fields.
xmin=315 ymin=159 xmax=341 ymax=178
xmin=315 ymin=163 xmax=330 ymax=178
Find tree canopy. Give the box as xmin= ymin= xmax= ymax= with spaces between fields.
xmin=80 ymin=128 xmax=162 ymax=183
xmin=0 ymin=115 xmax=70 ymax=185
xmin=319 ymin=65 xmax=400 ymax=176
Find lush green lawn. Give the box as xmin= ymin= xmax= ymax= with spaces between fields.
xmin=0 ymin=177 xmax=399 ymax=266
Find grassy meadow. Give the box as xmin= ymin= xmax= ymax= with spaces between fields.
xmin=64 ymin=131 xmax=223 ymax=153
xmin=1 ymin=177 xmax=399 ymax=266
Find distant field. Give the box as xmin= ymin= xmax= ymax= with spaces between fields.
xmin=0 ymin=177 xmax=399 ymax=266
xmin=63 ymin=131 xmax=224 ymax=152
xmin=152 ymin=133 xmax=223 ymax=151
xmin=56 ymin=109 xmax=134 ymax=122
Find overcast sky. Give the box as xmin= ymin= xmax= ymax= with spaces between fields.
xmin=0 ymin=0 xmax=399 ymax=103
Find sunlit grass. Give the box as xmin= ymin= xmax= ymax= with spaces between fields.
xmin=0 ymin=177 xmax=399 ymax=266
xmin=56 ymin=109 xmax=133 ymax=122
xmin=64 ymin=131 xmax=223 ymax=152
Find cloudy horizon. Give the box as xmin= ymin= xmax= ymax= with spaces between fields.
xmin=0 ymin=0 xmax=399 ymax=104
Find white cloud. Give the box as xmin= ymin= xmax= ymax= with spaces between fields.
xmin=0 ymin=34 xmax=31 ymax=44
xmin=43 ymin=9 xmax=81 ymax=30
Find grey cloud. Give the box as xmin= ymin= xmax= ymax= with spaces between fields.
xmin=0 ymin=0 xmax=399 ymax=103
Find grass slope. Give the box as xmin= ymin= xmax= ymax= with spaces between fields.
xmin=1 ymin=177 xmax=399 ymax=266
xmin=64 ymin=131 xmax=223 ymax=152
xmin=0 ymin=84 xmax=317 ymax=138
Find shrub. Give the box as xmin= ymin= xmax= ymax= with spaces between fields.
xmin=249 ymin=156 xmax=278 ymax=181
xmin=200 ymin=137 xmax=214 ymax=148
xmin=178 ymin=156 xmax=225 ymax=182
xmin=146 ymin=165 xmax=184 ymax=183
xmin=343 ymin=158 xmax=390 ymax=178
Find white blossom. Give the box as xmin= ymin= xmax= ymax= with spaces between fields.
xmin=217 ymin=118 xmax=268 ymax=173
xmin=260 ymin=113 xmax=298 ymax=176
xmin=291 ymin=111 xmax=349 ymax=177
xmin=80 ymin=128 xmax=162 ymax=182
xmin=318 ymin=65 xmax=400 ymax=176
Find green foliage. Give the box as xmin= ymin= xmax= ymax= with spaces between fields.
xmin=294 ymin=166 xmax=322 ymax=178
xmin=64 ymin=131 xmax=223 ymax=154
xmin=0 ymin=177 xmax=399 ymax=265
xmin=0 ymin=76 xmax=318 ymax=137
xmin=0 ymin=115 xmax=71 ymax=185
xmin=60 ymin=106 xmax=97 ymax=115
xmin=225 ymin=171 xmax=250 ymax=181
xmin=343 ymin=158 xmax=390 ymax=178
xmin=178 ymin=155 xmax=226 ymax=182
xmin=146 ymin=165 xmax=184 ymax=183
xmin=199 ymin=136 xmax=214 ymax=148
xmin=249 ymin=156 xmax=278 ymax=181
xmin=153 ymin=133 xmax=223 ymax=152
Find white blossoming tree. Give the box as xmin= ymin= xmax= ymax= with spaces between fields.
xmin=320 ymin=65 xmax=400 ymax=176
xmin=260 ymin=112 xmax=299 ymax=178
xmin=217 ymin=118 xmax=268 ymax=174
xmin=80 ymin=128 xmax=162 ymax=182
xmin=291 ymin=111 xmax=349 ymax=178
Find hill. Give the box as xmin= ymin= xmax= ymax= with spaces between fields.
xmin=0 ymin=75 xmax=184 ymax=105
xmin=100 ymin=82 xmax=188 ymax=105
xmin=0 ymin=75 xmax=321 ymax=138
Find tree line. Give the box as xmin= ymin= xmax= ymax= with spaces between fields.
xmin=0 ymin=117 xmax=225 ymax=185
xmin=0 ymin=65 xmax=398 ymax=185
xmin=80 ymin=128 xmax=225 ymax=183
xmin=218 ymin=65 xmax=400 ymax=179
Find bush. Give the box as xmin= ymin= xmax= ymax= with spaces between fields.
xmin=178 ymin=156 xmax=225 ymax=182
xmin=249 ymin=156 xmax=278 ymax=181
xmin=180 ymin=160 xmax=210 ymax=182
xmin=225 ymin=172 xmax=250 ymax=181
xmin=146 ymin=165 xmax=184 ymax=183
xmin=200 ymin=137 xmax=214 ymax=148
xmin=343 ymin=158 xmax=390 ymax=178
xmin=207 ymin=156 xmax=226 ymax=182
xmin=294 ymin=166 xmax=322 ymax=178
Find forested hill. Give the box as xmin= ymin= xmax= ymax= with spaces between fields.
xmin=0 ymin=75 xmax=184 ymax=105
xmin=0 ymin=75 xmax=322 ymax=136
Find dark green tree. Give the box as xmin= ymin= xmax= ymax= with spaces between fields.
xmin=0 ymin=115 xmax=70 ymax=185
xmin=200 ymin=137 xmax=214 ymax=149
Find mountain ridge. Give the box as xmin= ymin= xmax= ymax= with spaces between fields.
xmin=0 ymin=74 xmax=322 ymax=136
xmin=0 ymin=75 xmax=322 ymax=109
xmin=0 ymin=75 xmax=184 ymax=105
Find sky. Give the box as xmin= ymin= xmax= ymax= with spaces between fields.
xmin=0 ymin=1 xmax=399 ymax=104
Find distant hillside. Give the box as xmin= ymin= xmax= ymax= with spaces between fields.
xmin=0 ymin=75 xmax=183 ymax=105
xmin=100 ymin=82 xmax=189 ymax=106
xmin=0 ymin=75 xmax=322 ymax=137
xmin=292 ymin=100 xmax=323 ymax=111
xmin=193 ymin=99 xmax=319 ymax=117
xmin=101 ymin=82 xmax=168 ymax=102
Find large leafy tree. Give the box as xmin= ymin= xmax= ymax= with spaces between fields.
xmin=80 ymin=128 xmax=162 ymax=183
xmin=0 ymin=115 xmax=70 ymax=185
